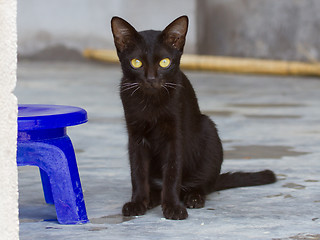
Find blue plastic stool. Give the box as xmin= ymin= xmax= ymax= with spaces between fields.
xmin=17 ymin=104 xmax=89 ymax=224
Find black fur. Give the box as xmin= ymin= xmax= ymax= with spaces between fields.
xmin=111 ymin=16 xmax=276 ymax=220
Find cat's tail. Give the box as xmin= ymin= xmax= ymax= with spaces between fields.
xmin=213 ymin=169 xmax=276 ymax=191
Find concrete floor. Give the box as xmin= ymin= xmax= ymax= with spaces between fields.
xmin=16 ymin=61 xmax=320 ymax=240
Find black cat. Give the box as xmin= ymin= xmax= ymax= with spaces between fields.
xmin=111 ymin=15 xmax=276 ymax=220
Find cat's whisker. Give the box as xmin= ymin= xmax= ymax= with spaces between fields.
xmin=164 ymin=84 xmax=177 ymax=90
xmin=121 ymin=85 xmax=140 ymax=93
xmin=142 ymin=99 xmax=149 ymax=112
xmin=121 ymin=84 xmax=138 ymax=89
xmin=139 ymin=99 xmax=145 ymax=105
xmin=165 ymin=83 xmax=183 ymax=88
xmin=122 ymin=83 xmax=138 ymax=87
xmin=121 ymin=85 xmax=139 ymax=90
xmin=131 ymin=86 xmax=140 ymax=96
xmin=165 ymin=83 xmax=175 ymax=86
xmin=161 ymin=85 xmax=170 ymax=96
xmin=142 ymin=103 xmax=148 ymax=112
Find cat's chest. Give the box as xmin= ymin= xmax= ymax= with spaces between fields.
xmin=122 ymin=92 xmax=180 ymax=142
xmin=129 ymin=112 xmax=175 ymax=135
xmin=123 ymin=93 xmax=175 ymax=119
xmin=126 ymin=105 xmax=176 ymax=144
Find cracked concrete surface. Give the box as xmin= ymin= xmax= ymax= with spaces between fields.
xmin=16 ymin=61 xmax=320 ymax=240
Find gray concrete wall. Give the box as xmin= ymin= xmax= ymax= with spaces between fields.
xmin=18 ymin=0 xmax=197 ymax=60
xmin=18 ymin=0 xmax=320 ymax=62
xmin=197 ymin=0 xmax=320 ymax=61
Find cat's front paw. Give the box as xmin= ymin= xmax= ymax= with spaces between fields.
xmin=122 ymin=202 xmax=147 ymax=216
xmin=162 ymin=204 xmax=188 ymax=220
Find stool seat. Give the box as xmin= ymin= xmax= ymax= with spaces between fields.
xmin=18 ymin=104 xmax=87 ymax=130
xmin=17 ymin=104 xmax=89 ymax=224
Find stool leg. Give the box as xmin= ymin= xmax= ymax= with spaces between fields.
xmin=17 ymin=137 xmax=89 ymax=224
xmin=39 ymin=168 xmax=54 ymax=204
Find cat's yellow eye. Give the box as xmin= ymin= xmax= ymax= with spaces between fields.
xmin=159 ymin=58 xmax=171 ymax=68
xmin=131 ymin=59 xmax=143 ymax=69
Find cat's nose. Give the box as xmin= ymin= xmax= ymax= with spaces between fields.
xmin=147 ymin=76 xmax=156 ymax=82
xmin=146 ymin=69 xmax=156 ymax=83
xmin=145 ymin=77 xmax=161 ymax=89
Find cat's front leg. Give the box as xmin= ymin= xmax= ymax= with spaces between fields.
xmin=122 ymin=137 xmax=150 ymax=216
xmin=161 ymin=142 xmax=188 ymax=220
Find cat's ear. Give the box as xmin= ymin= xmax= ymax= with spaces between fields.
xmin=111 ymin=17 xmax=139 ymax=52
xmin=162 ymin=16 xmax=189 ymax=52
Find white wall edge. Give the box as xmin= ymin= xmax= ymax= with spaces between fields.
xmin=0 ymin=0 xmax=19 ymax=239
